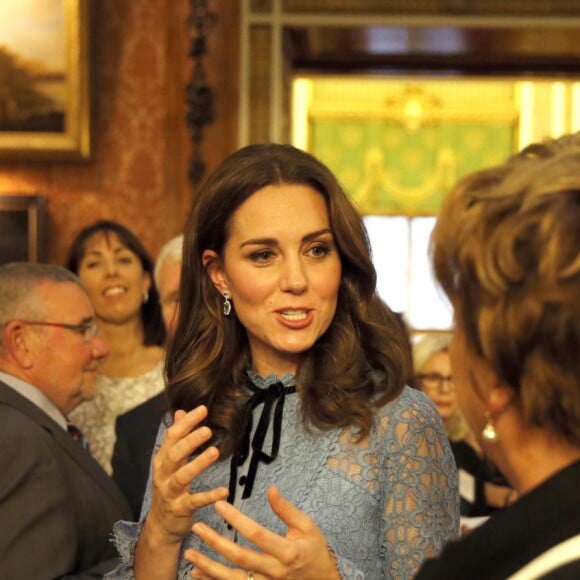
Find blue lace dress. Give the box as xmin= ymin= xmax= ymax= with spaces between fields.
xmin=107 ymin=373 xmax=459 ymax=579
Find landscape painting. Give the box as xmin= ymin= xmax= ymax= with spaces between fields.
xmin=0 ymin=0 xmax=89 ymax=160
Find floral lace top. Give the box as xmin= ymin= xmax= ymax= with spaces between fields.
xmin=106 ymin=375 xmax=459 ymax=579
xmin=69 ymin=362 xmax=165 ymax=474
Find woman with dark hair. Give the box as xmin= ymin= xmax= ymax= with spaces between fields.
xmin=416 ymin=133 xmax=580 ymax=579
xmin=107 ymin=144 xmax=458 ymax=579
xmin=67 ymin=220 xmax=166 ymax=474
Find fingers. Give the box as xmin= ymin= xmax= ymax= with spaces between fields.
xmin=212 ymin=500 xmax=301 ymax=567
xmin=168 ymin=406 xmax=208 ymax=442
xmin=162 ymin=484 xmax=229 ymax=520
xmin=153 ymin=406 xmax=213 ymax=482
xmin=167 ymin=444 xmax=218 ymax=493
xmin=192 ymin=495 xmax=334 ymax=579
xmin=147 ymin=405 xmax=226 ymax=541
xmin=187 ymin=526 xmax=282 ymax=580
xmin=150 ymin=445 xmax=221 ymax=518
xmin=163 ymin=407 xmax=210 ymax=455
xmin=188 ymin=487 xmax=229 ymax=511
xmin=267 ymin=486 xmax=316 ymax=535
xmin=187 ymin=547 xmax=243 ymax=579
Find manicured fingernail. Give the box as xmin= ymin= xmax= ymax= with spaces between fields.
xmin=215 ymin=500 xmax=231 ymax=516
xmin=192 ymin=522 xmax=206 ymax=534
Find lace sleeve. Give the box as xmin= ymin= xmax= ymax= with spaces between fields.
xmin=382 ymin=390 xmax=459 ymax=578
xmin=103 ymin=520 xmax=143 ymax=579
xmin=328 ymin=543 xmax=365 ymax=579
xmin=104 ymin=418 xmax=168 ymax=579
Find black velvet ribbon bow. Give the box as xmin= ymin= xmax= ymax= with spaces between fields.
xmin=228 ymin=381 xmax=296 ymax=504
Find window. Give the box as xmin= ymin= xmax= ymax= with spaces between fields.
xmin=364 ymin=215 xmax=452 ymax=331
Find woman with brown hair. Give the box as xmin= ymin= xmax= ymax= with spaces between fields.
xmin=107 ymin=144 xmax=458 ymax=579
xmin=416 ymin=133 xmax=580 ymax=579
xmin=66 ymin=220 xmax=166 ymax=474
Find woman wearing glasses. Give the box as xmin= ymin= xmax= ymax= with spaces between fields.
xmin=413 ymin=334 xmax=515 ymax=522
xmin=66 ymin=220 xmax=166 ymax=475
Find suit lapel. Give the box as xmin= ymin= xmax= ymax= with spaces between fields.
xmin=0 ymin=381 xmax=129 ymax=512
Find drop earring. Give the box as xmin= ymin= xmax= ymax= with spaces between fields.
xmin=222 ymin=291 xmax=232 ymax=316
xmin=482 ymin=412 xmax=498 ymax=442
xmin=142 ymin=289 xmax=149 ymax=304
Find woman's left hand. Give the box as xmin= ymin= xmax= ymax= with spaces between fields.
xmin=184 ymin=485 xmax=341 ymax=580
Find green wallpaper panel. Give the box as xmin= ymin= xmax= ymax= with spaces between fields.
xmin=311 ymin=121 xmax=514 ymax=215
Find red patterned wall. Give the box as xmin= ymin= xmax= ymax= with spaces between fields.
xmin=0 ymin=0 xmax=239 ymax=266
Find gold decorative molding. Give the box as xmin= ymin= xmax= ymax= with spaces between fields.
xmin=304 ymin=78 xmax=519 ymax=125
xmin=281 ymin=0 xmax=580 ymax=17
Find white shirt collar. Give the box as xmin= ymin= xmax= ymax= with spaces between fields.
xmin=0 ymin=371 xmax=68 ymax=431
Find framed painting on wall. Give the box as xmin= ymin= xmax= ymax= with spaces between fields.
xmin=0 ymin=195 xmax=48 ymax=265
xmin=0 ymin=0 xmax=90 ymax=161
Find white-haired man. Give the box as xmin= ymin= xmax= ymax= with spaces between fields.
xmin=0 ymin=262 xmax=131 ymax=578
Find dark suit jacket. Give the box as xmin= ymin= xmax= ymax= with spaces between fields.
xmin=0 ymin=380 xmax=132 ymax=580
xmin=416 ymin=460 xmax=580 ymax=580
xmin=111 ymin=391 xmax=167 ymax=519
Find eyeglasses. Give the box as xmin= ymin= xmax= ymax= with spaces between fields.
xmin=416 ymin=372 xmax=454 ymax=394
xmin=20 ymin=320 xmax=98 ymax=342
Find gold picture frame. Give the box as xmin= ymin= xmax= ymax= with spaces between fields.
xmin=0 ymin=0 xmax=90 ymax=161
xmin=0 ymin=195 xmax=48 ymax=264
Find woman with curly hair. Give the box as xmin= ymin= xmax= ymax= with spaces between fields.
xmin=416 ymin=133 xmax=580 ymax=579
xmin=108 ymin=143 xmax=458 ymax=580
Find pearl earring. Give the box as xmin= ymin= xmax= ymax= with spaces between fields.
xmin=482 ymin=412 xmax=498 ymax=442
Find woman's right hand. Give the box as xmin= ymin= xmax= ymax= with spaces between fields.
xmin=146 ymin=405 xmax=230 ymax=545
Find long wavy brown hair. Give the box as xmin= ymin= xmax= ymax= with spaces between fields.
xmin=431 ymin=132 xmax=580 ymax=446
xmin=166 ymin=143 xmax=410 ymax=457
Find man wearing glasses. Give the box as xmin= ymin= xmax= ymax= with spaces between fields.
xmin=0 ymin=262 xmax=131 ymax=578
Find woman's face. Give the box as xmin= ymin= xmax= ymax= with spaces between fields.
xmin=204 ymin=183 xmax=342 ymax=376
xmin=419 ymin=349 xmax=458 ymax=421
xmin=76 ymin=232 xmax=151 ymax=325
